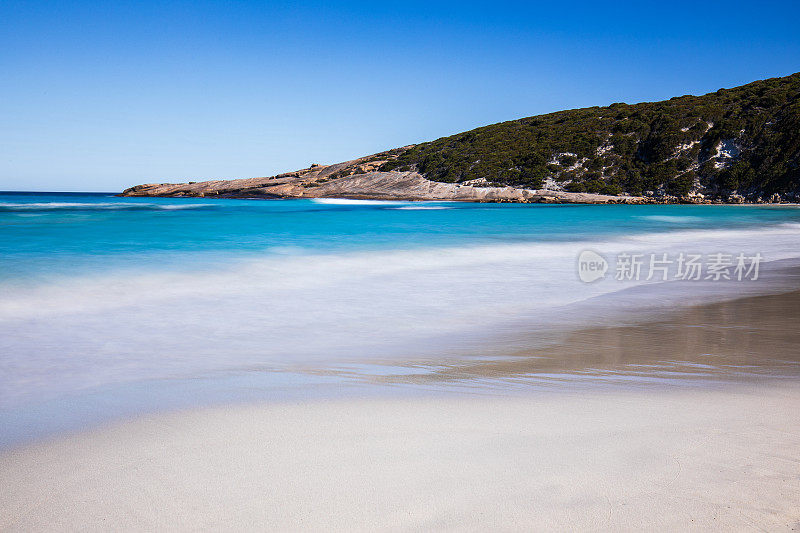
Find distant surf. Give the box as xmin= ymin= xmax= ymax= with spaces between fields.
xmin=309 ymin=198 xmax=410 ymax=205
xmin=0 ymin=201 xmax=215 ymax=211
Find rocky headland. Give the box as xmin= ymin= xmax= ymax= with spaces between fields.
xmin=123 ymin=72 xmax=800 ymax=204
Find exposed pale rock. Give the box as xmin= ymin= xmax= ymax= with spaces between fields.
xmin=121 ymin=155 xmax=644 ymax=204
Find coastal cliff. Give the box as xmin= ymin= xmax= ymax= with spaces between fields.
xmin=123 ymin=72 xmax=800 ymax=203
xmin=121 ymin=152 xmax=639 ymax=204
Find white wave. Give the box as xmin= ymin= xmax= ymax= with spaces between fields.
xmin=3 ymin=223 xmax=799 ymax=322
xmin=2 ymin=222 xmax=799 ymax=408
xmin=390 ymin=206 xmax=452 ymax=210
xmin=0 ymin=202 xmax=213 ymax=210
xmin=155 ymin=204 xmax=215 ymax=210
xmin=309 ymin=198 xmax=410 ymax=205
xmin=624 ymin=222 xmax=800 ymax=244
xmin=310 ymin=198 xmax=454 ymax=209
xmin=639 ymin=215 xmax=703 ymax=223
xmin=0 ymin=202 xmax=123 ymax=208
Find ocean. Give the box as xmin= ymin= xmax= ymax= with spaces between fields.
xmin=2 ymin=191 xmax=800 ymax=447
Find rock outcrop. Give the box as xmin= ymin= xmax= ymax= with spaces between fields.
xmin=121 ymin=153 xmax=643 ymax=204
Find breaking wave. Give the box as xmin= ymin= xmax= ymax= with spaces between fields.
xmin=390 ymin=206 xmax=453 ymax=210
xmin=0 ymin=202 xmax=216 ymax=212
xmin=2 ymin=222 xmax=800 ymax=409
xmin=309 ymin=198 xmax=409 ymax=206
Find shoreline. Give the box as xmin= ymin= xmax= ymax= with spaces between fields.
xmin=119 ymin=186 xmax=800 ymax=205
xmin=122 ymin=194 xmax=800 ymax=206
xmin=4 ymin=190 xmax=798 ymax=205
xmin=2 ymin=261 xmax=800 ymax=452
xmin=2 ymin=262 xmax=800 ymax=529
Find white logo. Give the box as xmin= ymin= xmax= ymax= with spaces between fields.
xmin=577 ymin=250 xmax=608 ymax=283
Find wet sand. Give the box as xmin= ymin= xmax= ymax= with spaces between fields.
xmin=375 ymin=289 xmax=800 ymax=387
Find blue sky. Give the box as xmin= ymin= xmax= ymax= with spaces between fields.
xmin=2 ymin=0 xmax=799 ymax=191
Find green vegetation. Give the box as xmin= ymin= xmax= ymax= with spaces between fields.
xmin=381 ymin=73 xmax=800 ymax=199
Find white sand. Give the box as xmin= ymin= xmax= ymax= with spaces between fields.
xmin=2 ymin=385 xmax=800 ymax=531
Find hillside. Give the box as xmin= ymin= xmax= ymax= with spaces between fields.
xmin=123 ymin=72 xmax=800 ymax=203
xmin=381 ymin=72 xmax=800 ymax=201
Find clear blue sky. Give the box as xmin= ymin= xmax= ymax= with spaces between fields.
xmin=2 ymin=0 xmax=799 ymax=192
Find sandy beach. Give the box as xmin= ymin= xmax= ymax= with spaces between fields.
xmin=1 ymin=385 xmax=799 ymax=531
xmin=3 ymin=286 xmax=800 ymax=530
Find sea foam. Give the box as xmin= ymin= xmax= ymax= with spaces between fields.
xmin=2 ymin=223 xmax=800 ymax=409
xmin=0 ymin=202 xmax=215 ymax=211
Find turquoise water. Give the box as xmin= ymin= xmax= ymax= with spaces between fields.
xmin=3 ymin=192 xmax=800 ymax=284
xmin=2 ymin=192 xmax=800 ymax=447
